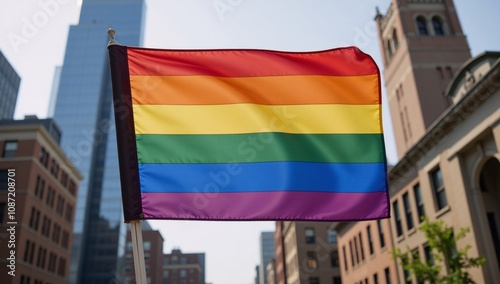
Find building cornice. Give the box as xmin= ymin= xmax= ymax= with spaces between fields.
xmin=389 ymin=60 xmax=500 ymax=190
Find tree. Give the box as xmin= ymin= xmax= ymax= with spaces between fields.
xmin=393 ymin=218 xmax=485 ymax=284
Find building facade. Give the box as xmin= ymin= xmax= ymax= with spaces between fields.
xmin=0 ymin=50 xmax=20 ymax=120
xmin=124 ymin=222 xmax=164 ymax=284
xmin=163 ymin=249 xmax=206 ymax=284
xmin=260 ymin=231 xmax=276 ymax=284
xmin=267 ymin=259 xmax=277 ymax=284
xmin=387 ymin=50 xmax=500 ymax=283
xmin=334 ymin=220 xmax=399 ymax=284
xmin=51 ymin=0 xmax=145 ymax=283
xmin=273 ymin=221 xmax=287 ymax=284
xmin=276 ymin=221 xmax=341 ymax=284
xmin=0 ymin=118 xmax=81 ymax=283
xmin=336 ymin=0 xmax=500 ymax=283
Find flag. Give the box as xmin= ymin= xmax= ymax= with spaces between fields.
xmin=108 ymin=45 xmax=389 ymax=222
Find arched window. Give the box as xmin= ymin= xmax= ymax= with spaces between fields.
xmin=416 ymin=16 xmax=428 ymax=35
xmin=432 ymin=16 xmax=445 ymax=35
xmin=393 ymin=29 xmax=399 ymax=49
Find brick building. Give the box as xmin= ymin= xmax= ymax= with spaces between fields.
xmin=163 ymin=248 xmax=206 ymax=284
xmin=0 ymin=117 xmax=81 ymax=283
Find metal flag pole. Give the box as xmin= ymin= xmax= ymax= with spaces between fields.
xmin=107 ymin=28 xmax=147 ymax=284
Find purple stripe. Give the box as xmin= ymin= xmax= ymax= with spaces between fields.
xmin=141 ymin=191 xmax=389 ymax=221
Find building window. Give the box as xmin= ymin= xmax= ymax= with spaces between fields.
xmin=432 ymin=16 xmax=445 ymax=35
xmin=34 ymin=176 xmax=45 ymax=199
xmin=330 ymin=250 xmax=339 ymax=267
xmin=430 ymin=167 xmax=448 ymax=210
xmin=404 ymin=107 xmax=412 ymax=138
xmin=342 ymin=245 xmax=348 ymax=271
xmin=0 ymin=203 xmax=5 ymax=223
xmin=402 ymin=256 xmax=412 ymax=284
xmin=416 ymin=16 xmax=428 ymax=35
xmin=306 ymin=251 xmax=319 ymax=270
xmin=46 ymin=187 xmax=55 ymax=208
xmin=349 ymin=240 xmax=355 ymax=267
xmin=56 ymin=195 xmax=65 ymax=215
xmin=424 ymin=244 xmax=434 ymax=266
xmin=387 ymin=39 xmax=393 ymax=59
xmin=367 ymin=225 xmax=374 ymax=255
xmin=305 ymin=228 xmax=316 ymax=244
xmin=373 ymin=273 xmax=378 ymax=284
xmin=327 ymin=228 xmax=337 ymax=243
xmin=58 ymin=257 xmax=66 ymax=276
xmin=41 ymin=216 xmax=51 ymax=238
xmin=48 ymin=252 xmax=57 ymax=273
xmin=358 ymin=232 xmax=365 ymax=261
xmin=413 ymin=183 xmax=425 ymax=222
xmin=2 ymin=141 xmax=17 ymax=158
xmin=486 ymin=212 xmax=500 ymax=268
xmin=377 ymin=220 xmax=385 ymax=248
xmin=143 ymin=241 xmax=151 ymax=250
xmin=26 ymin=240 xmax=35 ymax=264
xmin=0 ymin=170 xmax=8 ymax=190
xmin=392 ymin=29 xmax=399 ymax=49
xmin=37 ymin=247 xmax=47 ymax=269
xmin=384 ymin=267 xmax=391 ymax=284
xmin=65 ymin=204 xmax=73 ymax=222
xmin=412 ymin=248 xmax=425 ymax=284
xmin=52 ymin=223 xmax=61 ymax=244
xmin=60 ymin=171 xmax=68 ymax=187
xmin=61 ymin=231 xmax=70 ymax=249
xmin=309 ymin=277 xmax=320 ymax=284
xmin=179 ymin=269 xmax=187 ymax=277
xmin=20 ymin=275 xmax=31 ymax=284
xmin=68 ymin=179 xmax=76 ymax=196
xmin=50 ymin=158 xmax=59 ymax=178
xmin=353 ymin=236 xmax=360 ymax=264
xmin=333 ymin=276 xmax=342 ymax=284
xmin=403 ymin=192 xmax=414 ymax=230
xmin=39 ymin=147 xmax=49 ymax=167
xmin=393 ymin=200 xmax=403 ymax=236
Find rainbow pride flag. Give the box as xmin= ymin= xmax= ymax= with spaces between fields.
xmin=108 ymin=45 xmax=389 ymax=222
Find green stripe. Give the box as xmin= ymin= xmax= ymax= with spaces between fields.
xmin=136 ymin=133 xmax=385 ymax=164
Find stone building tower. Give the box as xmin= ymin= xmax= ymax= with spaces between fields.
xmin=376 ymin=0 xmax=471 ymax=158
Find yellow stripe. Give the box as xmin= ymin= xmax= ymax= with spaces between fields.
xmin=133 ymin=104 xmax=382 ymax=134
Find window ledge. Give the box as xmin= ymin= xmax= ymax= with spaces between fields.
xmin=435 ymin=205 xmax=451 ymax=218
xmin=407 ymin=227 xmax=417 ymax=237
xmin=396 ymin=234 xmax=405 ymax=243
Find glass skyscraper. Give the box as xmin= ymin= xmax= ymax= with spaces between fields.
xmin=0 ymin=50 xmax=20 ymax=120
xmin=53 ymin=1 xmax=145 ymax=283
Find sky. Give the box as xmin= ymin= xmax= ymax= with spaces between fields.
xmin=1 ymin=0 xmax=500 ymax=283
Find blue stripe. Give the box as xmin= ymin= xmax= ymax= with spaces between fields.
xmin=138 ymin=162 xmax=387 ymax=193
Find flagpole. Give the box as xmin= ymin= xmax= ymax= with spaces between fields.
xmin=130 ymin=220 xmax=147 ymax=284
xmin=107 ymin=28 xmax=147 ymax=284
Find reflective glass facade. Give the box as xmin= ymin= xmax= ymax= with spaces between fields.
xmin=53 ymin=1 xmax=145 ymax=283
xmin=0 ymin=50 xmax=20 ymax=120
xmin=260 ymin=232 xmax=275 ymax=284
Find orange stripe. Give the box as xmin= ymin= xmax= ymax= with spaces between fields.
xmin=130 ymin=75 xmax=379 ymax=105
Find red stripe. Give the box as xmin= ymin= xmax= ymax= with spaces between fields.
xmin=127 ymin=47 xmax=378 ymax=77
